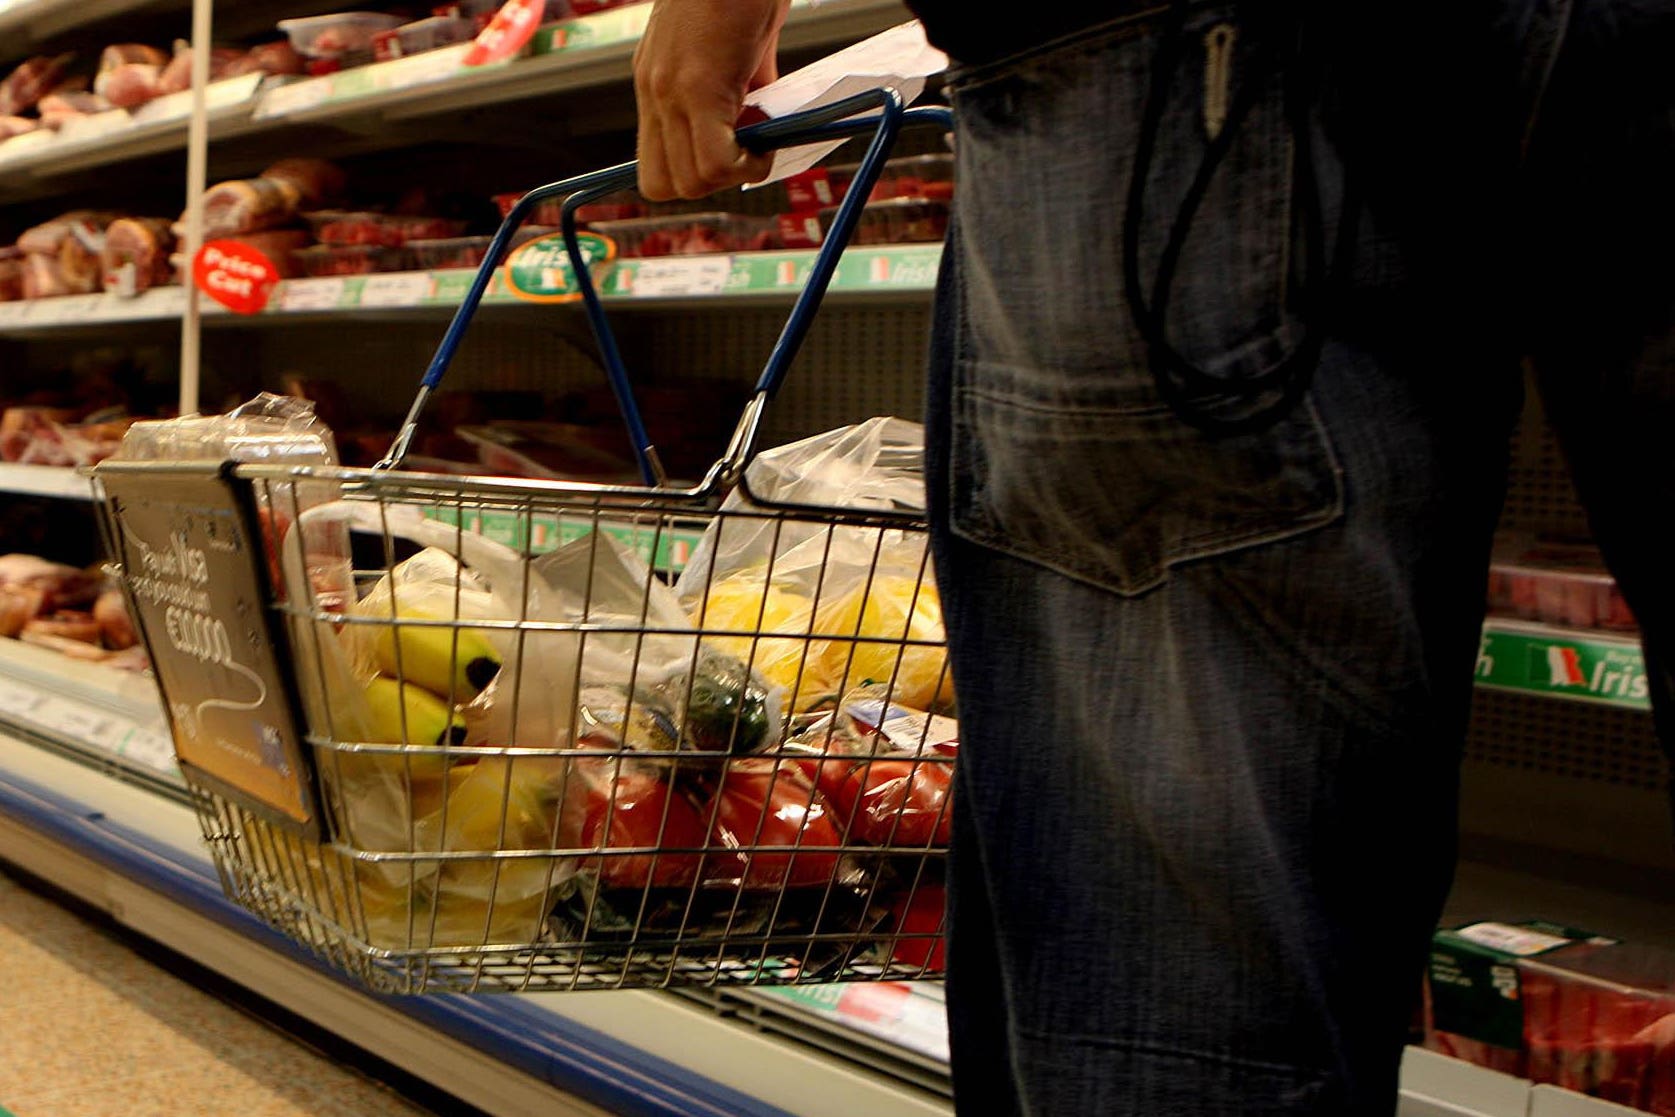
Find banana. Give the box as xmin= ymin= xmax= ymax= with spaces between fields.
xmin=363 ymin=675 xmax=468 ymax=749
xmin=358 ymin=603 xmax=502 ymax=702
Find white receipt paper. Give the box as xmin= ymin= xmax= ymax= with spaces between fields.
xmin=744 ymin=21 xmax=949 ymax=185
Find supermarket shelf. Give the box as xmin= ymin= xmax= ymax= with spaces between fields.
xmin=0 ymin=0 xmax=901 ymax=202
xmin=0 ymin=462 xmax=96 ymax=500
xmin=1475 ymin=619 xmax=1648 ymax=711
xmin=0 ymin=244 xmax=940 ymax=335
xmin=0 ymin=72 xmax=271 ymax=195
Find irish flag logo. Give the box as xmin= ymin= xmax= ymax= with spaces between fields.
xmin=1545 ymin=645 xmax=1587 ymax=687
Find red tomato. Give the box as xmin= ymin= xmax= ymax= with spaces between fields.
xmin=581 ymin=771 xmax=709 ymax=889
xmin=781 ymin=756 xmax=857 ymax=804
xmin=834 ymin=759 xmax=953 ymax=847
xmin=708 ymin=762 xmax=841 ymax=890
xmin=889 ymin=882 xmax=946 ymax=970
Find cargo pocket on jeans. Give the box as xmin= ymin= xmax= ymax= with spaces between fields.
xmin=950 ymin=360 xmax=1343 ymax=597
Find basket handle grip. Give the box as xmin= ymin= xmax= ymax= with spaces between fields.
xmin=379 ymin=89 xmax=953 ymax=490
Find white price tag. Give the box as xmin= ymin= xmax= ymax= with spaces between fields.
xmin=0 ymin=128 xmax=58 ymax=165
xmin=59 ymin=110 xmax=133 ymax=145
xmin=0 ymin=681 xmax=41 ymax=714
xmin=624 ymin=256 xmax=732 ymax=297
xmin=278 ymin=277 xmax=346 ymax=312
xmin=384 ymin=45 xmax=469 ymax=90
xmin=38 ymin=701 xmax=124 ymax=749
xmin=0 ymin=301 xmax=32 ymax=326
xmin=48 ymin=295 xmax=102 ymax=322
xmin=120 ymin=728 xmax=178 ymax=773
xmin=207 ymin=72 xmax=267 ymax=110
xmin=257 ymin=77 xmax=332 ymax=118
xmin=359 ymin=272 xmax=435 ymax=307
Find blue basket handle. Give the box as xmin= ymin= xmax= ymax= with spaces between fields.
xmin=379 ymin=88 xmax=954 ymax=489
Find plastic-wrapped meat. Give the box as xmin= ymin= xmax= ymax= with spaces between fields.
xmin=17 ymin=210 xmax=118 ymax=257
xmin=0 ymin=55 xmax=73 ymax=116
xmin=60 ymin=224 xmax=108 ymax=294
xmin=20 ymin=253 xmax=70 ymax=299
xmin=0 ymin=585 xmax=45 ymax=638
xmin=37 ymin=91 xmax=113 ymax=127
xmin=185 ymin=158 xmax=345 ymax=238
xmin=95 ymin=45 xmax=168 ymax=108
xmin=234 ymin=230 xmax=310 ymax=277
xmin=191 ymin=176 xmax=302 ymax=238
xmin=93 ymin=587 xmax=138 ymax=650
xmin=261 ymin=158 xmax=347 ymax=208
xmin=0 ymin=554 xmax=100 ymax=611
xmin=0 ymin=115 xmax=37 ymax=140
xmin=101 ymin=218 xmax=176 ymax=295
xmin=156 ymin=42 xmax=247 ymax=95
xmin=0 ymin=248 xmax=21 ymax=302
xmin=98 ymin=43 xmax=167 ymax=69
xmin=218 ymin=41 xmax=304 ymax=80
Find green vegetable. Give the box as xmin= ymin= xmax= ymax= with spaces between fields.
xmin=667 ymin=647 xmax=774 ymax=754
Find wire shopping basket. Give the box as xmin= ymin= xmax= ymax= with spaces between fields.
xmin=94 ymin=90 xmax=957 ymax=995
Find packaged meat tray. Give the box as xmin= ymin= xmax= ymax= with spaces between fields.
xmin=1487 ymin=537 xmax=1636 ymax=632
xmin=831 ymin=153 xmax=955 ymax=204
xmin=790 ymin=153 xmax=955 ymax=210
xmin=303 ymin=211 xmax=467 ymax=247
xmin=372 ymin=16 xmax=475 ymax=61
xmin=818 ymin=197 xmax=950 ymax=245
xmin=494 ymin=193 xmax=564 ymax=226
xmin=587 ymin=212 xmax=778 ymax=257
xmin=1426 ymin=920 xmax=1607 ymax=1080
xmin=278 ymin=13 xmax=407 ymax=59
xmin=291 ymin=244 xmax=407 ymax=277
xmin=1522 ymin=941 xmax=1675 ymax=1114
xmin=405 ymin=235 xmax=492 ymax=270
xmin=493 ymin=191 xmax=646 ymax=226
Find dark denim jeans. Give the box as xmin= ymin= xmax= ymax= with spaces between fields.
xmin=924 ymin=2 xmax=1675 ymax=1113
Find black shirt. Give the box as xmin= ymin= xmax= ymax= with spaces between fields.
xmin=904 ymin=2 xmax=1131 ymax=67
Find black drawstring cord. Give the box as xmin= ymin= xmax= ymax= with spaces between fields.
xmin=1123 ymin=0 xmax=1360 ymax=436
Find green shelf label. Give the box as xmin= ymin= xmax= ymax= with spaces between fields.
xmin=1475 ymin=624 xmax=1649 ymax=709
xmin=503 ymin=231 xmax=614 ymax=302
xmin=531 ymin=4 xmax=653 ymax=55
xmin=421 ymin=507 xmax=706 ymax=572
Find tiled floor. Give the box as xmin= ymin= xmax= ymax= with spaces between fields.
xmin=0 ymin=868 xmax=433 ymax=1117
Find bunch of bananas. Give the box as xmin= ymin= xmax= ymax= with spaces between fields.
xmin=347 ymin=602 xmax=503 ymax=774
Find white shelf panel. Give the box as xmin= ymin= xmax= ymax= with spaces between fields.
xmin=0 ymin=463 xmax=95 ymax=500
xmin=0 ymin=637 xmax=174 ymax=782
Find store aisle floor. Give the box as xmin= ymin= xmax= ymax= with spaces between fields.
xmin=0 ymin=868 xmax=433 ymax=1117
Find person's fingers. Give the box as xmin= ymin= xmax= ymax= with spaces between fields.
xmin=632 ymin=0 xmax=791 ymax=198
xmin=689 ymin=111 xmax=768 ymax=195
xmin=748 ymin=40 xmax=778 ymax=90
xmin=661 ymin=108 xmax=707 ymax=199
xmin=635 ymin=108 xmax=678 ymax=201
xmin=632 ymin=39 xmax=677 ymax=201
